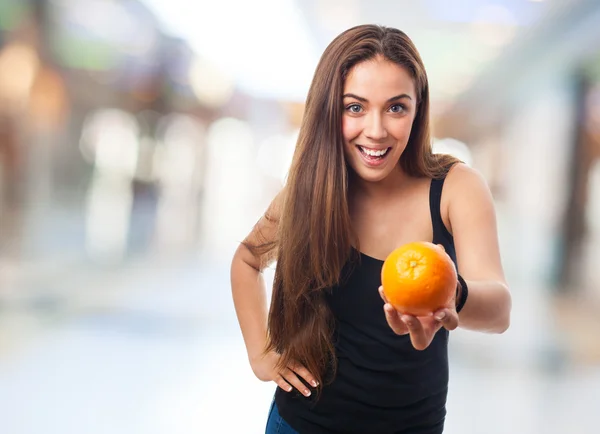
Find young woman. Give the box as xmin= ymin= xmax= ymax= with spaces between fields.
xmin=231 ymin=24 xmax=511 ymax=434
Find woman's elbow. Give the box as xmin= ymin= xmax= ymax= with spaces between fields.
xmin=495 ymin=315 xmax=510 ymax=334
xmin=495 ymin=283 xmax=512 ymax=334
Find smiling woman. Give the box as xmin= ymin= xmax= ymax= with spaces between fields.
xmin=231 ymin=24 xmax=511 ymax=434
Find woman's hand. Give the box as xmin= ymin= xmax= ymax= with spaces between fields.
xmin=378 ymin=286 xmax=459 ymax=350
xmin=250 ymin=350 xmax=317 ymax=397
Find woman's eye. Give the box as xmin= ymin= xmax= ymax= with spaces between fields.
xmin=347 ymin=104 xmax=362 ymax=113
xmin=389 ymin=104 xmax=405 ymax=113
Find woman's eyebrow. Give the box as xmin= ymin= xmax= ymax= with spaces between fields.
xmin=342 ymin=93 xmax=413 ymax=102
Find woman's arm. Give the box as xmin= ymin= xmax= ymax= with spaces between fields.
xmin=231 ymin=241 xmax=272 ymax=364
xmin=230 ymin=190 xmax=317 ymax=396
xmin=445 ymin=163 xmax=512 ymax=334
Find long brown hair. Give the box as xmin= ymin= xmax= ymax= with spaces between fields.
xmin=250 ymin=25 xmax=459 ymax=392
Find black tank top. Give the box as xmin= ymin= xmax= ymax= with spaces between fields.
xmin=275 ymin=177 xmax=457 ymax=434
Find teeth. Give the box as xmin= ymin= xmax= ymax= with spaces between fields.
xmin=360 ymin=146 xmax=389 ymax=157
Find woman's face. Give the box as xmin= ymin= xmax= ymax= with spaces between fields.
xmin=342 ymin=56 xmax=417 ymax=184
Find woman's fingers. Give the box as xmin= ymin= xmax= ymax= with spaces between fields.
xmin=290 ymin=363 xmax=318 ymax=388
xmin=434 ymin=308 xmax=459 ymax=331
xmin=380 ymin=286 xmax=453 ymax=348
xmin=383 ymin=303 xmax=409 ymax=335
xmin=378 ymin=286 xmax=389 ymax=304
xmin=274 ymin=362 xmax=317 ymax=397
xmin=380 ymin=287 xmax=409 ymax=335
xmin=274 ymin=374 xmax=293 ymax=392
xmin=401 ymin=315 xmax=433 ymax=351
xmin=281 ymin=368 xmax=312 ymax=397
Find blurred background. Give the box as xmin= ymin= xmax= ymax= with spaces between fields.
xmin=0 ymin=0 xmax=599 ymax=433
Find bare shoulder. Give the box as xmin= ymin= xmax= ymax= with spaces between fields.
xmin=439 ymin=162 xmax=497 ymax=237
xmin=443 ymin=164 xmax=505 ymax=283
xmin=445 ymin=162 xmax=489 ymax=189
xmin=248 ymin=186 xmax=287 ymax=240
xmin=444 ymin=163 xmax=494 ymax=205
xmin=445 ymin=161 xmax=498 ymax=231
xmin=266 ymin=186 xmax=287 ymax=220
xmin=237 ymin=187 xmax=287 ymax=269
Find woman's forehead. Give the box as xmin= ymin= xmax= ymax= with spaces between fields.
xmin=344 ymin=58 xmax=415 ymax=99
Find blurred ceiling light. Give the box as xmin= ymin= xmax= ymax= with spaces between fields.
xmin=205 ymin=117 xmax=254 ymax=161
xmin=85 ymin=172 xmax=133 ymax=264
xmin=154 ymin=114 xmax=205 ymax=188
xmin=0 ymin=43 xmax=39 ymax=103
xmin=433 ymin=138 xmax=473 ymax=166
xmin=79 ymin=109 xmax=140 ymax=177
xmin=188 ymin=58 xmax=234 ymax=108
xmin=143 ymin=0 xmax=319 ymax=101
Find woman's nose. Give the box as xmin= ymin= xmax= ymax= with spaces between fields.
xmin=364 ymin=113 xmax=388 ymax=141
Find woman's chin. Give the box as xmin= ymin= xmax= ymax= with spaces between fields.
xmin=351 ymin=167 xmax=395 ymax=184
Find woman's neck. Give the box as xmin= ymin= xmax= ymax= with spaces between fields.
xmin=350 ymin=166 xmax=412 ymax=201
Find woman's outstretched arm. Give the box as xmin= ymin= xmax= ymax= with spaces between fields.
xmin=445 ymin=163 xmax=512 ymax=334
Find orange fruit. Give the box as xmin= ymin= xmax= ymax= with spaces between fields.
xmin=381 ymin=241 xmax=457 ymax=316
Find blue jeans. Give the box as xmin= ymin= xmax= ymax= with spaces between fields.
xmin=265 ymin=399 xmax=299 ymax=434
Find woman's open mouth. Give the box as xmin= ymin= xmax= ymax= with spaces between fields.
xmin=356 ymin=145 xmax=391 ymax=167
